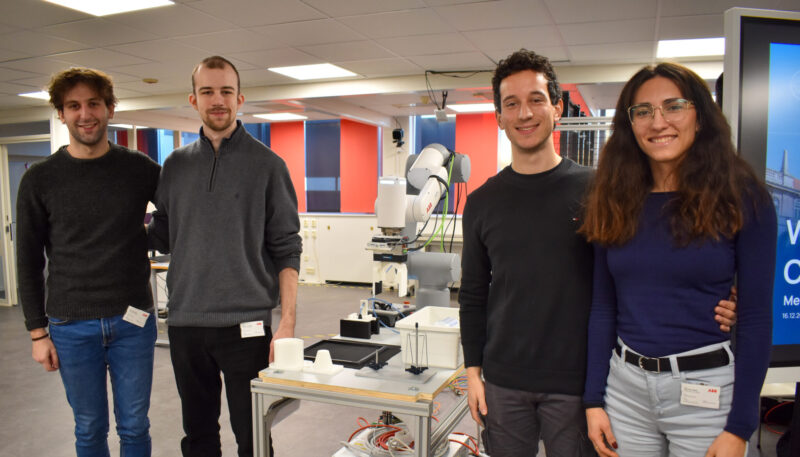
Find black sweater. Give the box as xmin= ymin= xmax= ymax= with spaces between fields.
xmin=17 ymin=144 xmax=160 ymax=330
xmin=458 ymin=159 xmax=594 ymax=395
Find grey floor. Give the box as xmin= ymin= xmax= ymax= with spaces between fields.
xmin=0 ymin=283 xmax=786 ymax=456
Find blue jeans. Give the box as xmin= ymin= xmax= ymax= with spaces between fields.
xmin=49 ymin=313 xmax=157 ymax=457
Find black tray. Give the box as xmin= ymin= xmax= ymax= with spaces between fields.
xmin=303 ymin=339 xmax=401 ymax=369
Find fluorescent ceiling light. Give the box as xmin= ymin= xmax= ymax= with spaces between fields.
xmin=109 ymin=124 xmax=133 ymax=129
xmin=253 ymin=113 xmax=308 ymax=121
xmin=421 ymin=114 xmax=456 ymax=119
xmin=268 ymin=64 xmax=356 ymax=81
xmin=18 ymin=91 xmax=49 ymax=100
xmin=44 ymin=0 xmax=173 ymax=17
xmin=657 ymin=37 xmax=725 ymax=58
xmin=448 ymin=103 xmax=495 ymax=113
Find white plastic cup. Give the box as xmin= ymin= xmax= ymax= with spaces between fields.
xmin=272 ymin=338 xmax=304 ymax=371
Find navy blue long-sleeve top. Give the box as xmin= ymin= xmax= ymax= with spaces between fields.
xmin=584 ymin=191 xmax=776 ymax=440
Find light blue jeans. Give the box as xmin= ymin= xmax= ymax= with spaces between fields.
xmin=49 ymin=313 xmax=156 ymax=457
xmin=605 ymin=340 xmax=736 ymax=457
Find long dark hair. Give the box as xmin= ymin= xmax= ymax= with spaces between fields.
xmin=579 ymin=62 xmax=767 ymax=245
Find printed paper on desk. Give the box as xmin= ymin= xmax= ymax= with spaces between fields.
xmin=240 ymin=320 xmax=266 ymax=338
xmin=680 ymin=382 xmax=720 ymax=409
xmin=123 ymin=306 xmax=150 ymax=328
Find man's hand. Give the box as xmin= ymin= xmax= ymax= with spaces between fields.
xmin=269 ymin=267 xmax=298 ymax=363
xmin=31 ymin=330 xmax=58 ymax=372
xmin=466 ymin=366 xmax=487 ymax=426
xmin=704 ymin=431 xmax=746 ymax=457
xmin=715 ymin=286 xmax=738 ymax=332
xmin=586 ymin=407 xmax=618 ymax=457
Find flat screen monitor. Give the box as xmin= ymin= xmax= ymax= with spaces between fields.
xmin=724 ymin=7 xmax=800 ymax=367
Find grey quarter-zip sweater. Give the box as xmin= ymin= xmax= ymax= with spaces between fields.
xmin=149 ymin=122 xmax=302 ymax=327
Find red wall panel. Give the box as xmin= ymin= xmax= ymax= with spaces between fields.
xmin=340 ymin=119 xmax=378 ymax=213
xmin=270 ymin=121 xmax=306 ymax=212
xmin=455 ymin=113 xmax=498 ymax=209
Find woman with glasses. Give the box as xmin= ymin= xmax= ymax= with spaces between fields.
xmin=579 ymin=62 xmax=776 ymax=457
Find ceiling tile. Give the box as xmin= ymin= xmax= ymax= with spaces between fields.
xmin=377 ymin=33 xmax=476 ymax=56
xmin=436 ymin=0 xmax=551 ymax=30
xmin=0 ymin=57 xmax=73 ymax=75
xmin=660 ymin=0 xmax=787 ymax=17
xmin=40 ymin=18 xmax=158 ymax=47
xmin=567 ymin=41 xmax=654 ymax=63
xmin=300 ymin=41 xmax=394 ymax=62
xmin=188 ymin=0 xmax=325 ymax=27
xmin=543 ymin=0 xmax=656 ymax=23
xmin=339 ymin=10 xmax=455 ymax=38
xmin=110 ymin=39 xmax=210 ymax=65
xmin=336 ymin=58 xmax=423 ymax=78
xmin=108 ymin=62 xmax=191 ymax=80
xmin=658 ymin=15 xmax=723 ymax=39
xmin=464 ymin=26 xmax=562 ymax=52
xmin=0 ymin=81 xmax=50 ymax=96
xmin=250 ymin=19 xmax=365 ymax=46
xmin=0 ymin=30 xmax=88 ymax=56
xmin=407 ymin=51 xmax=495 ymax=70
xmin=176 ymin=29 xmax=288 ymax=53
xmin=559 ymin=19 xmax=656 ymax=45
xmin=300 ymin=0 xmax=426 ymax=17
xmin=227 ymin=47 xmax=320 ymax=68
xmin=53 ymin=49 xmax=152 ymax=69
xmin=105 ymin=4 xmax=235 ymax=38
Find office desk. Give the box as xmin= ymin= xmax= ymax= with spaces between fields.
xmin=251 ymin=360 xmax=466 ymax=457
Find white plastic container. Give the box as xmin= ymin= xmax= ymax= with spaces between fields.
xmin=395 ymin=306 xmax=463 ymax=369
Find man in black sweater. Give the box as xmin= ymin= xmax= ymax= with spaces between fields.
xmin=458 ymin=50 xmax=738 ymax=457
xmin=17 ymin=68 xmax=160 ymax=456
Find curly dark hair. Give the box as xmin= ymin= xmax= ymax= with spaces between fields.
xmin=492 ymin=49 xmax=561 ymax=111
xmin=48 ymin=67 xmax=117 ymax=112
xmin=192 ymin=55 xmax=240 ymax=93
xmin=579 ymin=62 xmax=768 ymax=246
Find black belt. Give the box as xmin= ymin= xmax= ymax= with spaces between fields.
xmin=614 ymin=344 xmax=730 ymax=373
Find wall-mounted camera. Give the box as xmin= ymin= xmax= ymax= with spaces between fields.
xmin=392 ymin=128 xmax=404 ymax=147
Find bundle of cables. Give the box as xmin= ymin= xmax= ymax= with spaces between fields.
xmin=342 ymin=418 xmax=451 ymax=456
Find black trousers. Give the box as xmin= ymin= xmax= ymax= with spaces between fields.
xmin=169 ymin=325 xmax=273 ymax=457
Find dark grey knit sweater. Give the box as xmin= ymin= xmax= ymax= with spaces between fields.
xmin=148 ymin=122 xmax=301 ymax=327
xmin=17 ymin=143 xmax=160 ymax=330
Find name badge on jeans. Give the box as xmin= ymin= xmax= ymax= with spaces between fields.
xmin=680 ymin=382 xmax=721 ymax=409
xmin=122 ymin=306 xmax=150 ymax=328
xmin=240 ymin=320 xmax=266 ymax=338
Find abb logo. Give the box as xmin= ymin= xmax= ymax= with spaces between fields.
xmin=707 ymin=388 xmax=718 ymax=393
xmin=426 ymin=202 xmax=432 ymax=212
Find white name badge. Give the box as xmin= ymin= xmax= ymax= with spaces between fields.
xmin=123 ymin=306 xmax=150 ymax=328
xmin=240 ymin=320 xmax=266 ymax=338
xmin=680 ymin=382 xmax=721 ymax=409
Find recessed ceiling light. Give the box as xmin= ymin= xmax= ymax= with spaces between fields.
xmin=253 ymin=113 xmax=308 ymax=121
xmin=109 ymin=124 xmax=133 ymax=129
xmin=18 ymin=91 xmax=50 ymax=100
xmin=657 ymin=38 xmax=725 ymax=58
xmin=448 ymin=103 xmax=495 ymax=113
xmin=268 ymin=64 xmax=356 ymax=81
xmin=44 ymin=0 xmax=174 ymax=17
xmin=420 ymin=114 xmax=456 ymax=119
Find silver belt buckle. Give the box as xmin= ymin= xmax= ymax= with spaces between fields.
xmin=638 ymin=355 xmax=661 ymax=372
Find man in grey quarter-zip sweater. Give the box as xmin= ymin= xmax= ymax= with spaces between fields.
xmin=149 ymin=55 xmax=301 ymax=457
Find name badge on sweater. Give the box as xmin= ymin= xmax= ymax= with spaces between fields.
xmin=123 ymin=306 xmax=150 ymax=328
xmin=240 ymin=320 xmax=266 ymax=338
xmin=680 ymin=382 xmax=720 ymax=409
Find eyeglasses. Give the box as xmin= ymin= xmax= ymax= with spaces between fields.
xmin=627 ymin=98 xmax=694 ymax=125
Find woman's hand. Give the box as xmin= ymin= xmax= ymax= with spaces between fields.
xmin=586 ymin=407 xmax=619 ymax=457
xmin=704 ymin=431 xmax=746 ymax=457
